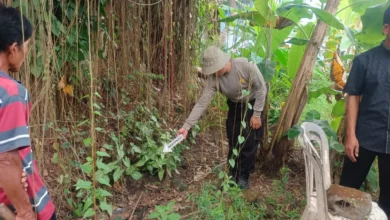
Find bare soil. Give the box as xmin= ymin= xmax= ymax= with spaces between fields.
xmin=39 ymin=110 xmax=308 ymax=219
xmin=105 ymin=129 xmax=306 ymax=219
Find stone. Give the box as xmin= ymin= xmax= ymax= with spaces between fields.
xmin=172 ymin=178 xmax=188 ymax=192
xmin=327 ymin=184 xmax=372 ymax=219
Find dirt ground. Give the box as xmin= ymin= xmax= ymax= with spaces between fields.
xmin=40 ymin=121 xmax=383 ymax=220
xmin=39 ymin=130 xmax=307 ymax=219
xmin=104 ymin=129 xmax=307 ymax=220
xmin=36 ymin=94 xmax=381 ymax=219
xmin=39 ymin=111 xmax=307 ymax=220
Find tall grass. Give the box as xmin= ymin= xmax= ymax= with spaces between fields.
xmin=4 ymin=0 xmax=203 ymax=216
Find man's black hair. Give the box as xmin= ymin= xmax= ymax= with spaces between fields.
xmin=0 ymin=4 xmax=33 ymax=52
xmin=384 ymin=6 xmax=390 ymax=25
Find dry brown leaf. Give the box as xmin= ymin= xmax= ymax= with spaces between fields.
xmin=113 ymin=181 xmax=123 ymax=191
xmin=335 ymin=93 xmax=343 ymax=101
xmin=145 ymin=184 xmax=159 ymax=190
xmin=58 ymin=75 xmax=66 ymax=89
xmin=63 ymin=85 xmax=74 ymax=97
xmin=330 ymin=51 xmax=346 ymax=88
xmin=326 ymin=93 xmax=332 ymax=104
xmin=265 ymin=17 xmax=294 ymax=30
xmin=330 ymin=83 xmax=344 ymax=92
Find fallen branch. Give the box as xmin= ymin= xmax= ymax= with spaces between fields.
xmin=181 ymin=210 xmax=201 ymax=219
xmin=181 ymin=204 xmax=219 ymax=219
xmin=187 ymin=161 xmax=226 ymax=185
xmin=202 ymin=139 xmax=218 ymax=148
xmin=129 ymin=192 xmax=143 ymax=220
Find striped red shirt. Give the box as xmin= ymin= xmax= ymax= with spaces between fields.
xmin=0 ymin=72 xmax=55 ymax=220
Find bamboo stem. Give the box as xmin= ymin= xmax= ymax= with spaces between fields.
xmin=86 ymin=1 xmax=97 ymax=218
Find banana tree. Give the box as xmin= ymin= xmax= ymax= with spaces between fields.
xmin=220 ymin=0 xmax=346 ymax=161
xmin=219 ymin=0 xmax=326 ymax=153
xmin=282 ymin=0 xmax=389 ymax=190
xmin=218 ymin=0 xmax=389 ymax=172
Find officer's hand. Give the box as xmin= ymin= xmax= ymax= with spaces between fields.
xmin=177 ymin=128 xmax=189 ymax=139
xmin=345 ymin=136 xmax=359 ymax=162
xmin=250 ymin=116 xmax=262 ymax=130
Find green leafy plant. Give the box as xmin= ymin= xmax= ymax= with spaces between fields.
xmin=51 ymin=97 xmax=194 ymax=218
xmin=73 ymin=179 xmax=113 ymax=218
xmin=287 ymin=110 xmax=344 ymax=153
xmin=121 ymin=104 xmax=192 ymax=180
xmin=148 ymin=201 xmax=181 ymax=220
xmin=264 ymin=167 xmax=304 ymax=219
xmin=191 ymin=184 xmax=266 ymax=220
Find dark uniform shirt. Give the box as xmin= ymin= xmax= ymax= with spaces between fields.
xmin=344 ymin=41 xmax=390 ymax=154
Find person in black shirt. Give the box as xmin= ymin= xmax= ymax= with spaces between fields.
xmin=340 ymin=6 xmax=390 ymax=216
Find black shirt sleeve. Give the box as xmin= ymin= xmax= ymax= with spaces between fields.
xmin=343 ymin=56 xmax=367 ymax=96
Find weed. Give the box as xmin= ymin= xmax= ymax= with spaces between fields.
xmin=264 ymin=167 xmax=304 ymax=219
xmin=148 ymin=201 xmax=181 ymax=220
xmin=52 ymin=103 xmax=197 ymax=218
xmin=121 ymin=104 xmax=195 ymax=180
xmin=190 ymin=183 xmax=266 ymax=220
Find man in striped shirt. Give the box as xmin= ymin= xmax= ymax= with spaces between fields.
xmin=0 ymin=4 xmax=55 ymax=220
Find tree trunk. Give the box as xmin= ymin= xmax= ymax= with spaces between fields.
xmin=268 ymin=0 xmax=341 ymax=166
xmin=330 ymin=115 xmax=346 ymax=183
xmin=258 ymin=84 xmax=270 ymax=159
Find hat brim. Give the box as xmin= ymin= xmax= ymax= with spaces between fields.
xmin=202 ymin=53 xmax=231 ymax=75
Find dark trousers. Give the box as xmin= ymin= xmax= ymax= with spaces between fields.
xmin=340 ymin=147 xmax=390 ymax=216
xmin=226 ymin=99 xmax=261 ymax=179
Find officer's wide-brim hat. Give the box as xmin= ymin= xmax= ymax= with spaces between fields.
xmin=202 ymin=46 xmax=231 ymax=75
